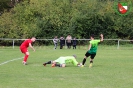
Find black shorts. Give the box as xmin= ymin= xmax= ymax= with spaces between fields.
xmin=67 ymin=43 xmax=71 ymax=45
xmin=85 ymin=52 xmax=96 ymax=59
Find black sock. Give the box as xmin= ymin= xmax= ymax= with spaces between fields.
xmin=90 ymin=61 xmax=93 ymax=63
xmin=55 ymin=64 xmax=61 ymax=67
xmin=82 ymin=58 xmax=86 ymax=65
xmin=45 ymin=61 xmax=52 ymax=64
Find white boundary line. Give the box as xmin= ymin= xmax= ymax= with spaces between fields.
xmin=0 ymin=57 xmax=23 ymax=66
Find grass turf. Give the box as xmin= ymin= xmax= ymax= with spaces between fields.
xmin=0 ymin=45 xmax=133 ymax=88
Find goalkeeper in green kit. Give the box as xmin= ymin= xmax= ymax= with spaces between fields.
xmin=43 ymin=55 xmax=81 ymax=67
xmin=81 ymin=34 xmax=103 ymax=68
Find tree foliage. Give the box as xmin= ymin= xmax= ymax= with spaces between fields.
xmin=0 ymin=0 xmax=133 ymax=40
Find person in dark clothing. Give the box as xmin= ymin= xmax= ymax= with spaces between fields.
xmin=60 ymin=36 xmax=65 ymax=49
xmin=72 ymin=38 xmax=77 ymax=49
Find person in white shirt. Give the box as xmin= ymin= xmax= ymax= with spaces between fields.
xmin=53 ymin=36 xmax=58 ymax=49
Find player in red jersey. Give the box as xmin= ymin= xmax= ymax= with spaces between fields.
xmin=20 ymin=37 xmax=36 ymax=65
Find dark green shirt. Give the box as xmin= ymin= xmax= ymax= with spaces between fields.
xmin=88 ymin=40 xmax=100 ymax=54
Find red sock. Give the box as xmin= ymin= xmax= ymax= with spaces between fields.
xmin=23 ymin=55 xmax=29 ymax=62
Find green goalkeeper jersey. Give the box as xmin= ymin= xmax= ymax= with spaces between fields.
xmin=65 ymin=56 xmax=78 ymax=66
xmin=55 ymin=56 xmax=78 ymax=66
xmin=88 ymin=40 xmax=100 ymax=54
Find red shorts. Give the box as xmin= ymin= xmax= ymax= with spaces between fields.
xmin=20 ymin=47 xmax=28 ymax=54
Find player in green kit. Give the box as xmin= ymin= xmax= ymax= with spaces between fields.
xmin=43 ymin=55 xmax=81 ymax=67
xmin=81 ymin=34 xmax=103 ymax=68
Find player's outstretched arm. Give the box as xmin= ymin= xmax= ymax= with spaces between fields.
xmin=29 ymin=43 xmax=35 ymax=52
xmin=100 ymin=34 xmax=103 ymax=42
xmin=72 ymin=58 xmax=79 ymax=66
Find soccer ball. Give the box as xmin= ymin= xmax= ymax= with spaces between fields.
xmin=78 ymin=63 xmax=82 ymax=67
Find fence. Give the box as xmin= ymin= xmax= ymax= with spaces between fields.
xmin=0 ymin=38 xmax=133 ymax=49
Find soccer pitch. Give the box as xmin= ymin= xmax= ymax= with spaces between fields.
xmin=0 ymin=45 xmax=133 ymax=88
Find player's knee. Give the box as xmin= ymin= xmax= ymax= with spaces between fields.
xmin=26 ymin=52 xmax=29 ymax=56
xmin=52 ymin=61 xmax=56 ymax=64
xmin=61 ymin=64 xmax=66 ymax=67
xmin=84 ymin=56 xmax=87 ymax=59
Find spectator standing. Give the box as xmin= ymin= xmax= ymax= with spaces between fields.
xmin=60 ymin=36 xmax=65 ymax=49
xmin=53 ymin=36 xmax=58 ymax=49
xmin=66 ymin=34 xmax=72 ymax=49
xmin=72 ymin=38 xmax=77 ymax=49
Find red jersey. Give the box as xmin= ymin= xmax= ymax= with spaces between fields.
xmin=20 ymin=39 xmax=32 ymax=48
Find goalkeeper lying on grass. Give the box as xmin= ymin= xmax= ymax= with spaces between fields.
xmin=43 ymin=55 xmax=81 ymax=67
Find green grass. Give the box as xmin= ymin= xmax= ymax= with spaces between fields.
xmin=0 ymin=45 xmax=133 ymax=88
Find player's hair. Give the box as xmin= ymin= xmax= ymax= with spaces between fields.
xmin=90 ymin=34 xmax=95 ymax=38
xmin=73 ymin=55 xmax=77 ymax=58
